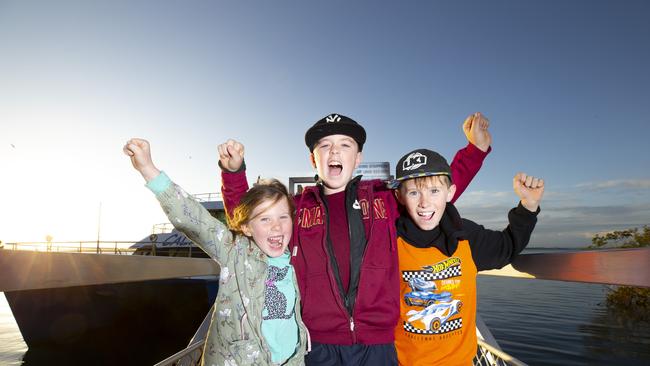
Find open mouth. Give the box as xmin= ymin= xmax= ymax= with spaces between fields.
xmin=417 ymin=211 xmax=435 ymax=221
xmin=328 ymin=161 xmax=343 ymax=177
xmin=267 ymin=235 xmax=284 ymax=248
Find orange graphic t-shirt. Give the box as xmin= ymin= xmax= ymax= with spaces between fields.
xmin=394 ymin=237 xmax=478 ymax=366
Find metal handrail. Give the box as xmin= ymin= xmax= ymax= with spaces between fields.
xmin=1 ymin=241 xmax=141 ymax=254
xmin=154 ymin=335 xmax=527 ymax=366
xmin=154 ymin=307 xmax=213 ymax=365
xmin=480 ymin=247 xmax=650 ymax=288
xmin=474 ymin=339 xmax=528 ymax=366
xmin=153 ymin=338 xmax=205 ymax=366
xmin=192 ymin=192 xmax=222 ymax=202
xmin=152 ymin=223 xmax=175 ymax=234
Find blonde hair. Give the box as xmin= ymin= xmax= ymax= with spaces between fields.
xmin=229 ymin=178 xmax=295 ymax=234
xmin=398 ymin=175 xmax=451 ymax=192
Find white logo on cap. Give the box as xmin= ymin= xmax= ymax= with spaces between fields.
xmin=325 ymin=114 xmax=341 ymax=123
xmin=402 ymin=152 xmax=427 ymax=171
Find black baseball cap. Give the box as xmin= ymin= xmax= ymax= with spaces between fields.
xmin=305 ymin=113 xmax=366 ymax=151
xmin=388 ymin=149 xmax=452 ymax=189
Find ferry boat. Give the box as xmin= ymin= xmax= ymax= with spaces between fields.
xmin=1 ymin=194 xmax=224 ymax=365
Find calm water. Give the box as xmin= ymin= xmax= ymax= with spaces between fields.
xmin=477 ymin=276 xmax=650 ymax=365
xmin=0 ymin=293 xmax=26 ymax=366
xmin=2 ymin=266 xmax=649 ymax=365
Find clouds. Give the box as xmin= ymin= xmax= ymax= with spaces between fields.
xmin=575 ymin=179 xmax=650 ymax=191
xmin=455 ymin=178 xmax=650 ymax=248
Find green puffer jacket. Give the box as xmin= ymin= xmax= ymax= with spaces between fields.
xmin=154 ymin=181 xmax=308 ymax=366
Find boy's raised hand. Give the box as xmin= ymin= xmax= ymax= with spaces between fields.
xmin=513 ymin=172 xmax=545 ymax=212
xmin=218 ymin=139 xmax=245 ymax=172
xmin=463 ymin=112 xmax=492 ymax=152
xmin=123 ymin=138 xmax=161 ymax=182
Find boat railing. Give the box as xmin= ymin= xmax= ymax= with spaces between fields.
xmin=155 ymin=306 xmax=529 ymax=366
xmin=153 ymin=338 xmax=205 ymax=366
xmin=192 ymin=192 xmax=222 ymax=202
xmin=1 ymin=241 xmax=142 ymax=255
xmin=153 ymin=339 xmax=527 ymax=366
xmin=474 ymin=339 xmax=528 ymax=366
xmin=154 ymin=307 xmax=213 ymax=366
xmin=153 ymin=338 xmax=528 ymax=366
xmin=152 ymin=223 xmax=175 ymax=234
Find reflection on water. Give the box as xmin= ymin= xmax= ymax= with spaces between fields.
xmin=581 ymin=307 xmax=650 ymax=363
xmin=0 ymin=293 xmax=27 ymax=366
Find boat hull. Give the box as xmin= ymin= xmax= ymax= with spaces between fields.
xmin=6 ymin=277 xmax=218 ymax=364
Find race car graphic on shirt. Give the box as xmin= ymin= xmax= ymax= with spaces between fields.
xmin=406 ymin=299 xmax=463 ymax=332
xmin=403 ymin=278 xmax=453 ymax=306
xmin=401 ymin=258 xmax=463 ymax=335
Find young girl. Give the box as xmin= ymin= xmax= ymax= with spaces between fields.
xmin=124 ymin=138 xmax=308 ymax=366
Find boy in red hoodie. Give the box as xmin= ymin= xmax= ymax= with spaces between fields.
xmin=218 ymin=112 xmax=491 ymax=365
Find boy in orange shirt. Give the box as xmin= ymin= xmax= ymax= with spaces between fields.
xmin=389 ymin=148 xmax=544 ymax=365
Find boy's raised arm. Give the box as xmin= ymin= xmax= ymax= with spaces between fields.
xmin=449 ymin=112 xmax=492 ymax=203
xmin=124 ymin=138 xmax=233 ymax=262
xmin=513 ymin=172 xmax=544 ymax=213
xmin=469 ymin=172 xmax=545 ymax=270
xmin=218 ymin=139 xmax=249 ymax=219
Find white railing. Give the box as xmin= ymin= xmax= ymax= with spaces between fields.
xmin=152 ymin=223 xmax=175 ymax=234
xmin=192 ymin=192 xmax=222 ymax=202
xmin=1 ymin=241 xmax=140 ymax=254
xmin=154 ymin=333 xmax=528 ymax=366
xmin=154 ymin=339 xmax=204 ymax=366
xmin=474 ymin=339 xmax=528 ymax=366
xmin=155 ymin=308 xmax=527 ymax=366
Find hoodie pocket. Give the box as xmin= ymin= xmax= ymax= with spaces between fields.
xmin=354 ymin=267 xmax=397 ymax=328
xmin=302 ymin=272 xmax=347 ymax=332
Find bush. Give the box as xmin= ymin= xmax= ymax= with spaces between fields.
xmin=590 ymin=225 xmax=650 ymax=322
xmin=606 ymin=286 xmax=650 ymax=323
xmin=590 ymin=225 xmax=650 ymax=249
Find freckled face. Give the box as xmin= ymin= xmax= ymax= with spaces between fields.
xmin=242 ymin=197 xmax=293 ymax=257
xmin=310 ymin=134 xmax=362 ymax=194
xmin=396 ymin=179 xmax=456 ymax=231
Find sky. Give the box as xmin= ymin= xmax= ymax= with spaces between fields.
xmin=1 ymin=0 xmax=649 ymax=248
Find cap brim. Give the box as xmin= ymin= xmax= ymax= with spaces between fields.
xmin=387 ymin=172 xmax=451 ymax=190
xmin=306 ymin=124 xmax=366 ymax=150
xmin=387 ymin=179 xmax=402 ymax=189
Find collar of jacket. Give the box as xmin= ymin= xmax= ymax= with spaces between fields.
xmin=396 ymin=202 xmax=466 ymax=256
xmin=314 ymin=174 xmax=361 ymax=195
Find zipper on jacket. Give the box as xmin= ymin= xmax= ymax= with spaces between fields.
xmin=314 ymin=189 xmax=356 ymax=338
xmin=348 ymin=184 xmax=378 ymax=344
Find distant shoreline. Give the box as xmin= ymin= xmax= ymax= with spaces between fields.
xmin=525 ymin=247 xmax=579 ymax=250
